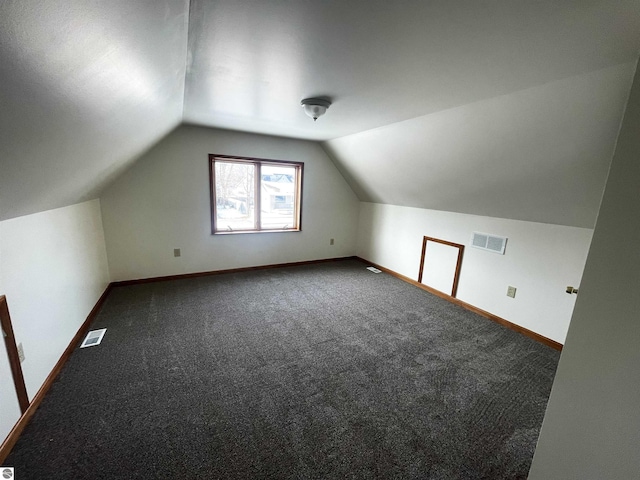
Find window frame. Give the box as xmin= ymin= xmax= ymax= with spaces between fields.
xmin=209 ymin=154 xmax=304 ymax=235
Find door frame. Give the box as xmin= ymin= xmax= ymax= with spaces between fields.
xmin=417 ymin=236 xmax=465 ymax=297
xmin=1 ymin=296 xmax=29 ymax=413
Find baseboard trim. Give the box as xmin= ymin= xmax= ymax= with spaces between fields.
xmin=0 ymin=283 xmax=113 ymax=463
xmin=356 ymin=257 xmax=563 ymax=351
xmin=111 ymin=256 xmax=356 ymax=287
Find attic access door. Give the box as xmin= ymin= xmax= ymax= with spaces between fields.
xmin=418 ymin=236 xmax=464 ymax=297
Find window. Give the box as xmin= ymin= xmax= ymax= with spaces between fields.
xmin=209 ymin=155 xmax=303 ymax=234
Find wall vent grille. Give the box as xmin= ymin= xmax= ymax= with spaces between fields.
xmin=470 ymin=232 xmax=507 ymax=255
xmin=80 ymin=328 xmax=107 ymax=348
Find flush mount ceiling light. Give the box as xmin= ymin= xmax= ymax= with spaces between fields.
xmin=301 ymin=98 xmax=331 ymax=121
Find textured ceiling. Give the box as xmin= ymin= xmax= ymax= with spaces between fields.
xmin=184 ymin=0 xmax=640 ymax=140
xmin=0 ymin=0 xmax=189 ymax=221
xmin=324 ymin=62 xmax=636 ymax=228
xmin=1 ymin=0 xmax=640 ymax=224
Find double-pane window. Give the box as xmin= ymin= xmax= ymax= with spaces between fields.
xmin=210 ymin=155 xmax=303 ymax=234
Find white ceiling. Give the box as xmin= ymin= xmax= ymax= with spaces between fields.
xmin=0 ymin=0 xmax=189 ymax=221
xmin=1 ymin=0 xmax=640 ymax=224
xmin=184 ymin=0 xmax=640 ymax=140
xmin=324 ymin=62 xmax=636 ymax=228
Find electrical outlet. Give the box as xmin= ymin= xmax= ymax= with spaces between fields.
xmin=330 ymin=238 xmax=335 ymax=245
xmin=174 ymin=248 xmax=181 ymax=257
xmin=17 ymin=342 xmax=25 ymax=363
xmin=507 ymin=286 xmax=517 ymax=298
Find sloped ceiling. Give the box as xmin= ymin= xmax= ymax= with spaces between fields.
xmin=324 ymin=62 xmax=636 ymax=228
xmin=1 ymin=0 xmax=640 ymax=225
xmin=0 ymin=0 xmax=189 ymax=221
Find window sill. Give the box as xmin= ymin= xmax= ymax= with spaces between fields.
xmin=213 ymin=228 xmax=301 ymax=235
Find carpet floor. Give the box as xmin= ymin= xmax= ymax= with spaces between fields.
xmin=6 ymin=259 xmax=559 ymax=479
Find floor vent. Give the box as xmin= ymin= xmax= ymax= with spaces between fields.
xmin=366 ymin=266 xmax=382 ymax=273
xmin=80 ymin=328 xmax=107 ymax=348
xmin=471 ymin=232 xmax=507 ymax=255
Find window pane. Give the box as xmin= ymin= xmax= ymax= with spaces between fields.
xmin=215 ymin=161 xmax=255 ymax=231
xmin=260 ymin=164 xmax=296 ymax=230
xmin=210 ymin=156 xmax=302 ymax=234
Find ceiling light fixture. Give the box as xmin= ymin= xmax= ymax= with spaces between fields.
xmin=301 ymin=98 xmax=331 ymax=121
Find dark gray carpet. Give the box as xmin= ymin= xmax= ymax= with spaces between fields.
xmin=6 ymin=259 xmax=559 ymax=479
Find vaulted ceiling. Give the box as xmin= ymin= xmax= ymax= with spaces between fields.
xmin=1 ymin=0 xmax=640 ymax=225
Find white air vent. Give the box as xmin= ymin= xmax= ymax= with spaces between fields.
xmin=471 ymin=232 xmax=507 ymax=255
xmin=366 ymin=266 xmax=382 ymax=273
xmin=80 ymin=328 xmax=107 ymax=348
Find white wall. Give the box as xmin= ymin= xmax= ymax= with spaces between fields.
xmin=357 ymin=203 xmax=592 ymax=343
xmin=100 ymin=125 xmax=360 ymax=281
xmin=0 ymin=199 xmax=110 ymax=415
xmin=529 ymin=61 xmax=640 ymax=479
